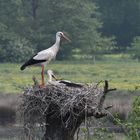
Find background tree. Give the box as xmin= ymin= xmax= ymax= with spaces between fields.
xmin=34 ymin=0 xmax=108 ymax=59
xmin=94 ymin=0 xmax=140 ymax=51
xmin=129 ymin=36 xmax=140 ymax=61
xmin=3 ymin=0 xmax=140 ymax=61
xmin=0 ymin=24 xmax=34 ymax=62
xmin=0 ymin=0 xmax=115 ymax=62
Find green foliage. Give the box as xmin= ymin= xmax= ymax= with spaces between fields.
xmin=95 ymin=0 xmax=140 ymax=51
xmin=1 ymin=0 xmax=140 ymax=60
xmin=126 ymin=97 xmax=140 ymax=140
xmin=93 ymin=128 xmax=114 ymax=140
xmin=0 ymin=38 xmax=35 ymax=63
xmin=130 ymin=36 xmax=140 ymax=61
xmin=81 ymin=36 xmax=116 ymax=59
xmin=30 ymin=0 xmax=107 ymax=59
xmin=0 ymin=0 xmax=115 ymax=62
xmin=114 ymin=97 xmax=140 ymax=140
xmin=0 ymin=26 xmax=35 ymax=62
xmin=0 ymin=0 xmax=35 ymax=62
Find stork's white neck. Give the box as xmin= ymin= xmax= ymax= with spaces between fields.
xmin=50 ymin=35 xmax=61 ymax=55
xmin=55 ymin=36 xmax=61 ymax=46
xmin=48 ymin=73 xmax=53 ymax=82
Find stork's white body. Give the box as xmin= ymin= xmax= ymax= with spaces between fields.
xmin=33 ymin=37 xmax=60 ymax=65
xmin=21 ymin=32 xmax=62 ymax=70
xmin=20 ymin=32 xmax=70 ymax=86
xmin=47 ymin=70 xmax=83 ymax=88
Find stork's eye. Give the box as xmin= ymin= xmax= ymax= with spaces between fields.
xmin=60 ymin=33 xmax=63 ymax=36
xmin=58 ymin=34 xmax=61 ymax=37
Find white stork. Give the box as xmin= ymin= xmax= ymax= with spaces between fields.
xmin=47 ymin=70 xmax=83 ymax=88
xmin=20 ymin=32 xmax=71 ymax=86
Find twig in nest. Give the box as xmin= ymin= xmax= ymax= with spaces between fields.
xmin=32 ymin=76 xmax=39 ymax=86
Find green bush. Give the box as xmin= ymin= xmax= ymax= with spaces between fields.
xmin=0 ymin=35 xmax=35 ymax=63
xmin=126 ymin=97 xmax=140 ymax=140
xmin=0 ymin=22 xmax=35 ymax=63
xmin=112 ymin=96 xmax=140 ymax=140
xmin=130 ymin=36 xmax=140 ymax=61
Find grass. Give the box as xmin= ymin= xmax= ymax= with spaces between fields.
xmin=0 ymin=57 xmax=140 ymax=93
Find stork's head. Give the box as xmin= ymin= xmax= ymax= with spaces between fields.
xmin=47 ymin=70 xmax=54 ymax=77
xmin=47 ymin=70 xmax=58 ymax=82
xmin=56 ymin=31 xmax=71 ymax=42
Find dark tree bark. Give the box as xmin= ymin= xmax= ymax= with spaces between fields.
xmin=43 ymin=117 xmax=82 ymax=140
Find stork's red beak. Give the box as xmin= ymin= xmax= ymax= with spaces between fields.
xmin=62 ymin=33 xmax=71 ymax=42
xmin=52 ymin=74 xmax=58 ymax=80
xmin=52 ymin=73 xmax=63 ymax=81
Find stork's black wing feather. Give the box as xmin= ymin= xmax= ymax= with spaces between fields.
xmin=20 ymin=54 xmax=46 ymax=70
xmin=59 ymin=80 xmax=83 ymax=88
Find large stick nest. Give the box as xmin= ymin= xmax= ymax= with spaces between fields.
xmin=19 ymin=81 xmax=115 ymax=128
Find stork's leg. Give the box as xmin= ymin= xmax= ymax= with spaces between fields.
xmin=41 ymin=65 xmax=45 ymax=86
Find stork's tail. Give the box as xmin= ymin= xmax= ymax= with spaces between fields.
xmin=20 ymin=64 xmax=26 ymax=70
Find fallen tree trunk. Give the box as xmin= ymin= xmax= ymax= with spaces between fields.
xmin=19 ymin=80 xmax=116 ymax=140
